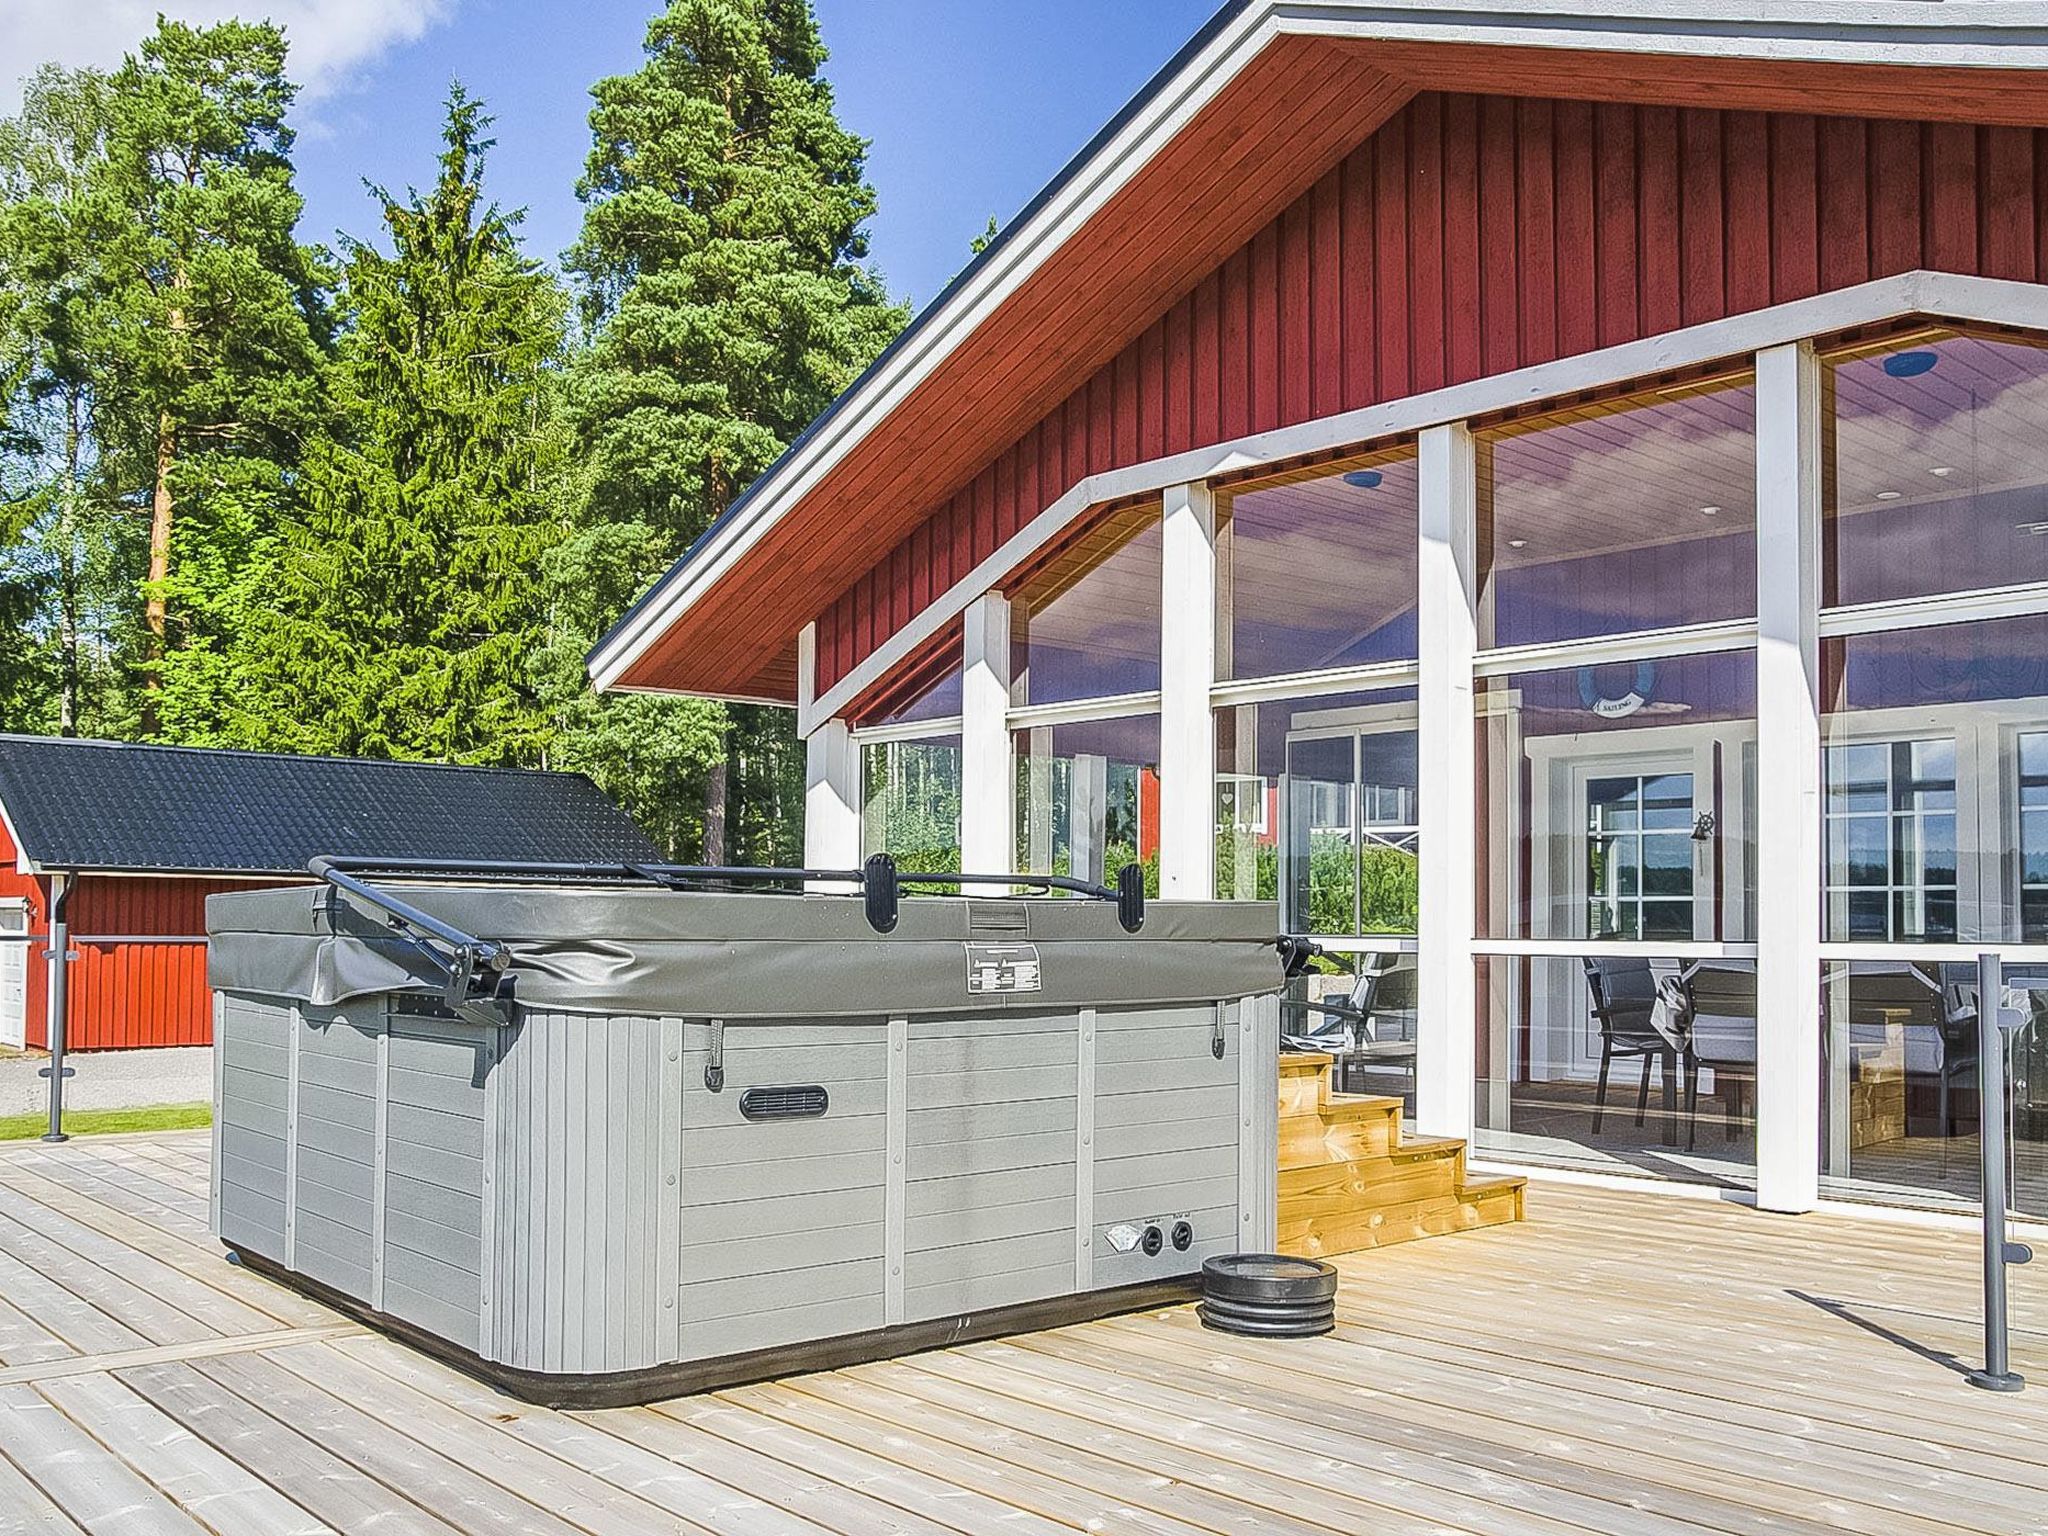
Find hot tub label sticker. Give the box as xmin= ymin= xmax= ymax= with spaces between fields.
xmin=965 ymin=942 xmax=1041 ymax=995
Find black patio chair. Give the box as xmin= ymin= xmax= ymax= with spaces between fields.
xmin=1584 ymin=955 xmax=1689 ymax=1141
xmin=1682 ymin=963 xmax=1758 ymax=1151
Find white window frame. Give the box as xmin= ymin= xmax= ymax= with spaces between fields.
xmin=805 ymin=273 xmax=2048 ymax=1218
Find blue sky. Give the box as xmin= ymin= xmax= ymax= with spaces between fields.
xmin=3 ymin=2 xmax=1221 ymax=311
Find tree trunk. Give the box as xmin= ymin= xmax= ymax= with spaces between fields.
xmin=146 ymin=410 xmax=174 ymax=642
xmin=702 ymin=755 xmax=729 ymax=865
xmin=57 ymin=394 xmax=82 ymax=735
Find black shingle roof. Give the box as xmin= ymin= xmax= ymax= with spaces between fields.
xmin=0 ymin=737 xmax=663 ymax=875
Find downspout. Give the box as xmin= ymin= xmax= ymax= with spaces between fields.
xmin=41 ymin=872 xmax=73 ymax=1144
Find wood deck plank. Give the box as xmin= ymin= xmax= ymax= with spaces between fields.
xmin=0 ymin=1158 xmax=329 ymax=1330
xmin=723 ymin=1377 xmax=1228 ymax=1536
xmin=0 ymin=1384 xmax=207 ymax=1536
xmin=184 ymin=1350 xmax=595 ymax=1536
xmin=3 ymin=1133 xmax=2046 ymax=1536
xmin=110 ymin=1360 xmax=466 ymax=1536
xmin=258 ymin=1340 xmax=705 ymax=1536
xmin=0 ymin=1452 xmax=86 ymax=1536
xmin=32 ymin=1373 xmax=335 ymax=1536
xmin=328 ymin=1333 xmax=823 ymax=1536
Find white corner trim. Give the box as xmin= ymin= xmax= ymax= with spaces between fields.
xmin=1817 ymin=579 xmax=2048 ymax=640
xmin=1209 ymin=658 xmax=1421 ymax=708
xmin=797 ymin=622 xmax=819 ymax=719
xmin=0 ymin=796 xmax=36 ymax=877
xmin=800 ymin=270 xmax=2048 ymax=729
xmin=1006 ymin=691 xmax=1165 ymax=732
xmin=849 ymin=715 xmax=965 ymax=747
xmin=1472 ymin=617 xmax=1759 ymax=678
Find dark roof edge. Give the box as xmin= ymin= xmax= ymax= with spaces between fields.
xmin=0 ymin=735 xmax=600 ymax=785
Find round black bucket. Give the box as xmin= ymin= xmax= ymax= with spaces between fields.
xmin=1198 ymin=1253 xmax=1338 ymax=1337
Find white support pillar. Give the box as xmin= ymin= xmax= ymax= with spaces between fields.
xmin=799 ymin=620 xmax=861 ymax=886
xmin=1416 ymin=422 xmax=1479 ymax=1143
xmin=961 ymin=593 xmax=1015 ymax=882
xmin=803 ymin=721 xmax=860 ymax=879
xmin=1159 ymin=481 xmax=1218 ymax=900
xmin=1754 ymin=339 xmax=1824 ymax=1214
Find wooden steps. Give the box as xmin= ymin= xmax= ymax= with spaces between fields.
xmin=1277 ymin=1051 xmax=1524 ymax=1259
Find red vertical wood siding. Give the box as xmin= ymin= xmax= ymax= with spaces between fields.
xmin=815 ymin=90 xmax=2048 ymax=695
xmin=0 ymin=814 xmax=285 ymax=1051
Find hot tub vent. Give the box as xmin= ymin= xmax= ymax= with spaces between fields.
xmin=739 ymin=1085 xmax=829 ymax=1121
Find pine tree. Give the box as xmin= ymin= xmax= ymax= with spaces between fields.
xmin=231 ymin=85 xmax=566 ymax=764
xmin=555 ymin=0 xmax=906 ymax=859
xmin=86 ymin=18 xmax=330 ymax=739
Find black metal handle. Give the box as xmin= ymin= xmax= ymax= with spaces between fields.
xmin=1277 ymin=935 xmax=1325 ymax=979
xmin=307 ymin=853 xmax=1146 ymax=942
xmin=895 ymin=861 xmax=1145 ymax=932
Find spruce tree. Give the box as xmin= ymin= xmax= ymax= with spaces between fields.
xmin=555 ymin=0 xmax=905 ymax=859
xmin=232 ymin=85 xmax=566 ymax=764
xmin=87 ymin=18 xmax=330 ymax=739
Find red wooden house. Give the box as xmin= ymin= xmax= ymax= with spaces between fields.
xmin=0 ymin=737 xmax=659 ymax=1052
xmin=588 ymin=3 xmax=2048 ymax=1219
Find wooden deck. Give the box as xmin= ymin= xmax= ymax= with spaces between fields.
xmin=0 ymin=1131 xmax=2044 ymax=1535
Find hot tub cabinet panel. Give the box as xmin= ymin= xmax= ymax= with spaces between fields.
xmin=209 ymin=885 xmax=1281 ymax=1404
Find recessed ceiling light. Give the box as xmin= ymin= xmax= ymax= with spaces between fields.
xmin=1700 ymin=505 xmax=1721 ymax=516
xmin=1883 ymin=350 xmax=1940 ymax=379
xmin=1876 ymin=490 xmax=1903 ymax=501
xmin=1930 ymin=466 xmax=1955 ymax=477
xmin=1342 ymin=469 xmax=1384 ymax=490
xmin=1507 ymin=538 xmax=1528 ymax=549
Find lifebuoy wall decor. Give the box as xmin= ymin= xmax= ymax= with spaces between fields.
xmin=1577 ymin=661 xmax=1657 ymax=719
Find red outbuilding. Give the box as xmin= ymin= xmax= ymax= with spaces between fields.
xmin=0 ymin=737 xmax=660 ymax=1052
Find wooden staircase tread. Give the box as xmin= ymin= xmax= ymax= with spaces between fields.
xmin=1466 ymin=1179 xmax=1531 ymax=1204
xmin=1273 ymin=1045 xmax=1524 ymax=1258
xmin=1279 ymin=1097 xmax=1402 ymax=1127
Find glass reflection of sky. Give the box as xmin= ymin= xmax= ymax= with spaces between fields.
xmin=1826 ymin=332 xmax=2048 ymax=607
xmin=1478 ymin=380 xmax=1757 ymax=649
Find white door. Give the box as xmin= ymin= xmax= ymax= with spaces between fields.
xmin=0 ymin=901 xmax=27 ymax=1050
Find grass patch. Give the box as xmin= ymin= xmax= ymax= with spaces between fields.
xmin=0 ymin=1102 xmax=211 ymax=1141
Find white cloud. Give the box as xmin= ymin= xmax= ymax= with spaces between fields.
xmin=1 ymin=0 xmax=456 ymax=115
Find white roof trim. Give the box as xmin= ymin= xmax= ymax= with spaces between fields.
xmin=798 ymin=270 xmax=2048 ymax=735
xmin=592 ymin=0 xmax=2048 ymax=696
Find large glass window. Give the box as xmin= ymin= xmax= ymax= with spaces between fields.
xmin=861 ymin=733 xmax=961 ymax=874
xmin=855 ymin=664 xmax=963 ymax=876
xmin=1825 ymin=330 xmax=2048 ymax=608
xmin=1823 ymin=739 xmax=1957 ymax=942
xmin=1474 ymin=954 xmax=1756 ymax=1189
xmin=1477 ymin=650 xmax=1757 ymax=943
xmin=1473 ymin=647 xmax=1757 ymax=1188
xmin=1822 ymin=612 xmax=2048 ymax=944
xmin=1821 ymin=958 xmax=2048 ymax=1217
xmin=1475 ymin=376 xmax=1757 ymax=649
xmin=1216 ymin=449 xmax=1418 ymax=680
xmin=1010 ymin=504 xmax=1161 ymax=706
xmin=1014 ymin=713 xmax=1160 ymax=891
xmin=1214 ymin=690 xmax=1417 ymax=938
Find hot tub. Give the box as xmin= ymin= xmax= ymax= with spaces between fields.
xmin=206 ymin=859 xmax=1283 ymax=1405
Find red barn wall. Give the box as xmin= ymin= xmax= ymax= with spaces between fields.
xmin=815 ymin=89 xmax=2048 ymax=694
xmin=0 ymin=817 xmax=281 ymax=1050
